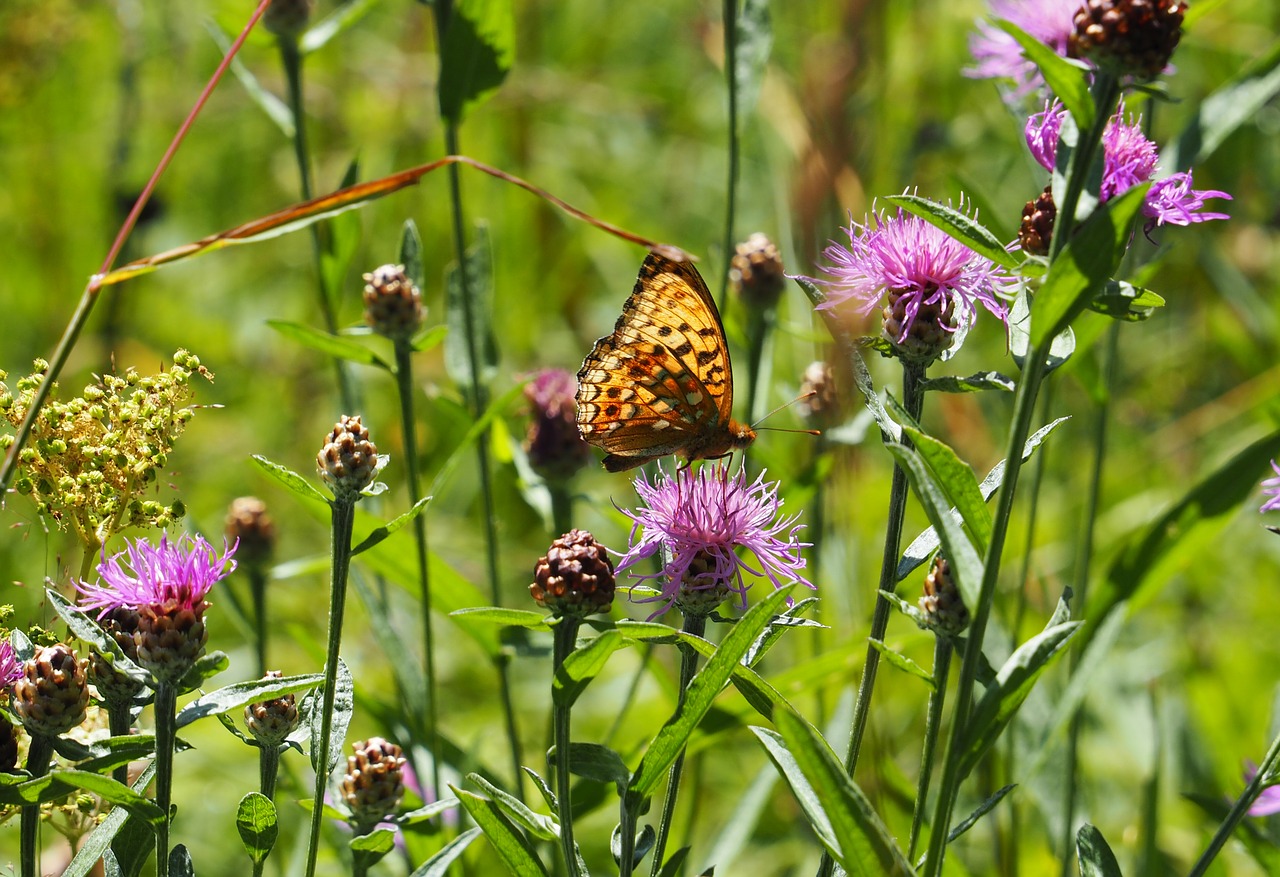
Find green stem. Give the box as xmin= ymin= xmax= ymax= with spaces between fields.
xmin=1049 ymin=74 xmax=1121 ymax=261
xmin=551 ymin=616 xmax=584 ymax=877
xmin=250 ymin=567 xmax=268 ymax=678
xmin=304 ymin=496 xmax=358 ymax=877
xmin=260 ymin=743 xmax=282 ymax=802
xmin=20 ymin=734 xmax=54 ymax=877
xmin=549 ymin=482 xmax=575 ymax=539
xmin=108 ymin=701 xmax=133 ymax=786
xmin=743 ymin=307 xmax=773 ymax=429
xmin=909 ymin=637 xmax=953 ymax=860
xmin=1058 ymin=321 xmax=1118 ymax=875
xmin=718 ymin=0 xmax=740 ymax=314
xmin=921 ymin=348 xmax=1049 ymax=877
xmin=649 ymin=613 xmax=708 ymax=877
xmin=394 ymin=339 xmax=442 ymax=803
xmin=1189 ymin=728 xmax=1280 ymax=877
xmin=154 ymin=682 xmax=179 ymax=877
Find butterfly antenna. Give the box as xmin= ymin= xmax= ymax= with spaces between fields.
xmin=751 ymin=392 xmax=822 ymax=437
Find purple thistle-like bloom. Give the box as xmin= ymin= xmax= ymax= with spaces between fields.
xmin=811 ymin=204 xmax=1015 ymax=347
xmin=0 ymin=640 xmax=20 ymax=693
xmin=617 ymin=464 xmax=812 ymax=618
xmin=1025 ymin=102 xmax=1231 ymax=233
xmin=1260 ymin=460 xmax=1280 ymax=513
xmin=966 ymin=0 xmax=1079 ymax=102
xmin=1244 ymin=762 xmax=1280 ymax=816
xmin=76 ymin=533 xmax=237 ymax=618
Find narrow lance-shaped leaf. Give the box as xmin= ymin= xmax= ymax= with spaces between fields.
xmin=176 ymin=673 xmax=323 ymax=728
xmin=553 ymin=629 xmax=628 ymax=709
xmin=881 ymin=193 xmax=1020 ymax=270
xmin=1076 ymin=823 xmax=1124 ymax=877
xmin=45 ymin=590 xmax=149 ymax=683
xmin=409 ymin=827 xmax=482 ymax=877
xmin=467 ymin=773 xmax=558 ymax=841
xmin=351 ymin=495 xmax=432 ymax=556
xmin=437 ymin=0 xmax=515 ymax=123
xmin=901 ymin=424 xmax=992 ymax=551
xmin=250 ymin=454 xmax=330 ymax=505
xmin=453 ymin=788 xmax=550 ymax=876
xmin=400 ymin=218 xmax=425 ymax=290
xmin=267 ymin=320 xmax=389 ymax=369
xmin=61 ymin=762 xmax=157 ymax=877
xmin=997 ymin=19 xmax=1095 ymax=134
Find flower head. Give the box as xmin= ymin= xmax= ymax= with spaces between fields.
xmin=1245 ymin=762 xmax=1280 ymax=816
xmin=1261 ymin=460 xmax=1280 ymax=514
xmin=1025 ymin=102 xmax=1231 ymax=234
xmin=523 ymin=368 xmax=591 ymax=480
xmin=76 ymin=533 xmax=237 ymax=619
xmin=811 ymin=203 xmax=1014 ymax=361
xmin=0 ymin=639 xmax=21 ymax=694
xmin=617 ymin=464 xmax=812 ymax=618
xmin=966 ymin=0 xmax=1080 ymax=102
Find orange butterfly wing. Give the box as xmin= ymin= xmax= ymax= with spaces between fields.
xmin=576 ymin=250 xmax=755 ymax=472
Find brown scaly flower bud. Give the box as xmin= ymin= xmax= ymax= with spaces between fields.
xmin=531 ymin=529 xmax=616 ymax=618
xmin=883 ymin=286 xmax=958 ymax=365
xmin=225 ymin=496 xmax=276 ymax=570
xmin=524 ymin=369 xmax=591 ymax=481
xmin=341 ymin=737 xmax=407 ymax=831
xmin=1069 ymin=0 xmax=1186 ymax=81
xmin=673 ymin=551 xmax=732 ymax=618
xmin=798 ymin=361 xmax=844 ymax=432
xmin=1018 ymin=185 xmax=1057 ymax=257
xmin=263 ymin=0 xmax=315 ymax=38
xmin=730 ymin=233 xmax=787 ymax=311
xmin=363 ymin=264 xmax=424 ymax=342
xmin=244 ymin=671 xmax=300 ymax=747
xmin=88 ymin=607 xmax=145 ymax=705
xmin=13 ymin=644 xmax=90 ymax=737
xmin=918 ymin=556 xmax=969 ymax=636
xmin=317 ymin=415 xmax=382 ymax=500
xmin=0 ymin=715 xmax=20 ymax=772
xmin=135 ymin=595 xmax=209 ymax=687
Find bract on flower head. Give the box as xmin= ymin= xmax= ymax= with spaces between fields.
xmin=76 ymin=533 xmax=237 ymax=618
xmin=617 ymin=463 xmax=812 ymax=619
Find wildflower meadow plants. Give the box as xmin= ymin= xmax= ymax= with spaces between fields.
xmin=0 ymin=0 xmax=1278 ymax=875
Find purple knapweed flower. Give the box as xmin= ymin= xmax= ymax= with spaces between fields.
xmin=617 ymin=464 xmax=812 ymax=618
xmin=1261 ymin=460 xmax=1280 ymax=513
xmin=1244 ymin=762 xmax=1280 ymax=816
xmin=0 ymin=640 xmax=20 ymax=693
xmin=76 ymin=533 xmax=237 ymax=619
xmin=1025 ymin=101 xmax=1231 ymax=233
xmin=967 ymin=0 xmax=1080 ymax=102
xmin=810 ymin=203 xmax=1015 ymax=351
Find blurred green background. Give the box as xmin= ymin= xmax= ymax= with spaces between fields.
xmin=1 ymin=0 xmax=1278 ymax=873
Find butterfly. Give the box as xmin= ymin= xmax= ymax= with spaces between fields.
xmin=576 ymin=248 xmax=756 ymax=472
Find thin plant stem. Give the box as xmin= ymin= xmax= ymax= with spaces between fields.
xmin=153 ymin=682 xmax=179 ymax=877
xmin=549 ymin=482 xmax=575 ymax=539
xmin=809 ymin=437 xmax=829 ymax=727
xmin=649 ymin=613 xmax=709 ymax=877
xmin=1058 ymin=321 xmax=1119 ymax=876
xmin=259 ymin=743 xmax=282 ymax=801
xmin=250 ymin=566 xmax=268 ymax=678
xmin=393 ymin=339 xmax=442 ymax=802
xmin=1049 ymin=73 xmax=1121 ymax=261
xmin=718 ymin=0 xmax=740 ymax=314
xmin=20 ymin=734 xmax=54 ymax=877
xmin=303 ymin=497 xmax=358 ymax=877
xmin=744 ymin=307 xmax=774 ymax=429
xmin=1189 ymin=726 xmax=1280 ymax=877
xmin=551 ymin=616 xmax=584 ymax=877
xmin=108 ymin=701 xmax=133 ymax=786
xmin=909 ymin=636 xmax=953 ymax=860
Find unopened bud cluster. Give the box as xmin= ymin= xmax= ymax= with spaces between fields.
xmin=918 ymin=556 xmax=969 ymax=636
xmin=730 ymin=233 xmax=786 ymax=311
xmin=341 ymin=737 xmax=407 ymax=830
xmin=245 ymin=671 xmax=300 ymax=747
xmin=135 ymin=596 xmax=209 ymax=686
xmin=1069 ymin=0 xmax=1185 ymax=80
xmin=531 ymin=529 xmax=616 ymax=617
xmin=363 ymin=264 xmax=424 ymax=342
xmin=524 ymin=370 xmax=591 ymax=481
xmin=88 ymin=608 xmax=145 ymax=704
xmin=13 ymin=644 xmax=89 ymax=737
xmin=225 ymin=496 xmax=276 ymax=569
xmin=317 ymin=415 xmax=381 ymax=499
xmin=1018 ymin=186 xmax=1057 ymax=257
xmin=799 ymin=361 xmax=843 ymax=431
xmin=0 ymin=350 xmax=209 ymax=540
xmin=674 ymin=551 xmax=731 ymax=618
xmin=883 ymin=287 xmax=958 ymax=364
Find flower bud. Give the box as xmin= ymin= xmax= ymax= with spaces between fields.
xmin=88 ymin=607 xmax=146 ymax=705
xmin=13 ymin=644 xmax=90 ymax=737
xmin=882 ymin=286 xmax=958 ymax=365
xmin=135 ymin=596 xmax=208 ymax=687
xmin=918 ymin=556 xmax=969 ymax=636
xmin=798 ymin=361 xmax=844 ymax=431
xmin=263 ymin=0 xmax=315 ymax=38
xmin=524 ymin=370 xmax=591 ymax=481
xmin=317 ymin=415 xmax=381 ymax=500
xmin=341 ymin=737 xmax=407 ymax=831
xmin=225 ymin=496 xmax=276 ymax=570
xmin=244 ymin=671 xmax=300 ymax=747
xmin=730 ymin=233 xmax=786 ymax=311
xmin=1069 ymin=0 xmax=1186 ymax=80
xmin=531 ymin=529 xmax=616 ymax=618
xmin=363 ymin=264 xmax=424 ymax=341
xmin=1018 ymin=185 xmax=1056 ymax=257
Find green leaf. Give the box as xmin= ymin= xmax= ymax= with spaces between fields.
xmin=565 ymin=743 xmax=631 ymax=791
xmin=63 ymin=762 xmax=157 ymax=877
xmin=236 ymin=793 xmax=278 ymax=865
xmin=267 ymin=319 xmax=389 ymax=369
xmin=2 ymin=770 xmax=165 ymax=822
xmin=881 ymin=194 xmax=1019 ymax=270
xmin=1166 ymin=39 xmax=1280 ymax=169
xmin=72 ymin=735 xmax=157 ymax=775
xmin=400 ymin=219 xmax=425 ymax=290
xmin=553 ymin=629 xmax=627 ymax=708
xmin=629 ymin=587 xmax=793 ymax=798
xmin=308 ymin=659 xmax=354 ymax=776
xmin=1087 ymin=280 xmax=1165 ymax=322
xmin=867 ymin=639 xmax=934 ymax=689
xmin=412 ymin=323 xmax=449 ymax=353
xmin=454 ymin=788 xmax=550 ymax=876
xmin=320 ymin=159 xmax=363 ymax=315
xmin=176 ymin=673 xmax=322 ymax=729
xmin=450 ymin=607 xmax=553 ymax=630
xmin=919 ymin=371 xmax=1015 ymax=394
xmin=1030 ymin=184 xmax=1149 ymax=347
xmin=444 ymin=222 xmax=499 ymax=403
xmin=409 ymin=827 xmax=483 ymax=877
xmin=168 ymin=845 xmax=194 ymax=877
xmin=902 ymin=425 xmax=992 ymax=552
xmin=958 ymin=620 xmax=1082 ymax=780
xmin=430 ymin=382 xmax=526 ymax=496
xmin=45 ymin=590 xmax=150 ymax=683
xmin=467 ymin=774 xmax=557 ymax=841
xmin=1010 ymin=286 xmax=1076 ymax=376
xmin=996 ymin=19 xmax=1094 ymax=133
xmin=206 ymin=22 xmax=293 ymax=138
xmin=351 ymin=495 xmax=432 ymax=556
xmin=301 ymin=0 xmax=379 ymax=54
xmin=756 ymin=713 xmax=913 ymax=875
xmin=1076 ymin=823 xmax=1124 ymax=877
xmin=351 ymin=827 xmax=398 ymax=870
xmin=110 ymin=811 xmax=156 ymax=877
xmin=946 ymin=784 xmax=1016 ymax=847
xmin=733 ymin=0 xmax=772 ymax=116
xmin=250 ymin=454 xmax=330 ymax=505
xmin=177 ymin=650 xmax=230 ymax=693
xmin=437 ymin=0 xmax=515 ymax=123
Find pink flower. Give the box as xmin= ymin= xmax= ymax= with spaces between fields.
xmin=1245 ymin=762 xmax=1280 ymax=816
xmin=1261 ymin=460 xmax=1280 ymax=514
xmin=966 ymin=0 xmax=1080 ymax=102
xmin=76 ymin=533 xmax=237 ymax=618
xmin=617 ymin=464 xmax=812 ymax=618
xmin=0 ymin=640 xmax=20 ymax=693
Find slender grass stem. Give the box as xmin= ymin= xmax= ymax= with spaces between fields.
xmin=909 ymin=637 xmax=953 ymax=860
xmin=153 ymin=682 xmax=178 ymax=877
xmin=19 ymin=734 xmax=53 ymax=877
xmin=393 ymin=339 xmax=442 ymax=802
xmin=551 ymin=616 xmax=584 ymax=877
xmin=718 ymin=0 xmax=740 ymax=314
xmin=1189 ymin=726 xmax=1280 ymax=876
xmin=649 ymin=613 xmax=708 ymax=877
xmin=304 ymin=496 xmax=358 ymax=877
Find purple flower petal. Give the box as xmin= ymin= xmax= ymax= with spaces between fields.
xmin=76 ymin=533 xmax=237 ymax=618
xmin=1261 ymin=459 xmax=1280 ymax=514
